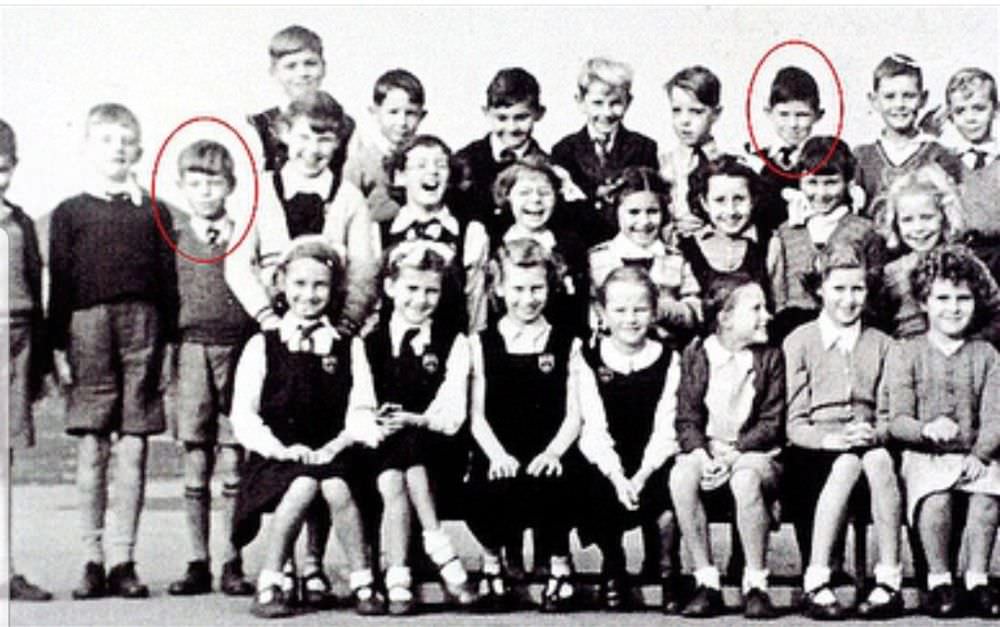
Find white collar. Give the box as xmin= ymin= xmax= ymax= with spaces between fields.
xmin=927 ymin=331 xmax=965 ymax=357
xmin=939 ymin=123 xmax=1000 ymax=165
xmin=608 ymin=232 xmax=666 ymax=259
xmin=489 ymin=133 xmax=532 ymax=163
xmin=587 ymin=125 xmax=619 ymax=149
xmin=704 ymin=334 xmax=754 ymax=371
xmin=806 ymin=205 xmax=850 ymax=245
xmin=697 ymin=224 xmax=759 ymax=243
xmin=363 ymin=122 xmax=396 ymax=157
xmin=498 ymin=315 xmax=551 ymax=346
xmin=389 ymin=314 xmax=432 ymax=356
xmin=84 ymin=173 xmax=143 ymax=206
xmin=599 ymin=338 xmax=661 ymax=374
xmin=279 ymin=162 xmax=334 ymax=200
xmin=189 ymin=212 xmax=234 ymax=244
xmin=278 ymin=313 xmax=339 ymax=354
xmin=503 ymin=224 xmax=556 ymax=250
xmin=817 ymin=311 xmax=861 ymax=353
xmin=390 ymin=203 xmax=460 ymax=236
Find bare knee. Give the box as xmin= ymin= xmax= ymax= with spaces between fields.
xmin=730 ymin=469 xmax=764 ymax=506
xmin=917 ymin=492 xmax=952 ymax=529
xmin=968 ymin=494 xmax=1000 ymax=526
xmin=322 ymin=478 xmax=356 ymax=515
xmin=378 ymin=470 xmax=407 ymax=502
xmin=861 ymin=448 xmax=896 ymax=483
xmin=669 ymin=453 xmax=703 ymax=495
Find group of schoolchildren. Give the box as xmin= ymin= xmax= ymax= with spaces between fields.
xmin=4 ymin=23 xmax=1000 ymax=621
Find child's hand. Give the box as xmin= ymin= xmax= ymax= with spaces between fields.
xmin=392 ymin=411 xmax=428 ymax=428
xmin=259 ymin=312 xmax=281 ymax=332
xmin=627 ymin=471 xmax=649 ymax=498
xmin=488 ymin=452 xmax=520 ymax=480
xmin=551 ymin=165 xmax=586 ymax=202
xmin=959 ymin=455 xmax=989 ymax=483
xmin=845 ymin=422 xmax=877 ymax=448
xmin=161 ymin=343 xmax=179 ymax=385
xmin=700 ymin=457 xmax=731 ymax=491
xmin=822 ymin=433 xmax=853 ymax=451
xmin=280 ymin=444 xmax=313 ymax=463
xmin=303 ymin=446 xmax=336 ymax=466
xmin=53 ymin=350 xmax=73 ymax=387
xmin=611 ymin=473 xmax=639 ymax=511
xmin=526 ymin=451 xmax=563 ymax=478
xmin=922 ymin=416 xmax=961 ymax=444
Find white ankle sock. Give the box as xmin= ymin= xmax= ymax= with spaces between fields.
xmin=257 ymin=568 xmax=284 ymax=590
xmin=965 ymin=570 xmax=988 ymax=590
xmin=742 ymin=568 xmax=769 ymax=594
xmin=694 ymin=566 xmax=721 ymax=590
xmin=873 ymin=562 xmax=902 ymax=591
xmin=803 ymin=565 xmax=831 ymax=593
xmin=927 ymin=571 xmax=952 ymax=590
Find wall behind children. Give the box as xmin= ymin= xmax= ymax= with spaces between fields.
xmin=2 ymin=6 xmax=996 ymax=224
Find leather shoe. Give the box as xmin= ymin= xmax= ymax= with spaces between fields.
xmin=856 ymin=584 xmax=903 ymax=619
xmin=969 ymin=584 xmax=1000 ymax=619
xmin=220 ymin=558 xmax=255 ymax=596
xmin=168 ymin=560 xmax=212 ymax=595
xmin=924 ymin=583 xmax=959 ymax=618
xmin=72 ymin=562 xmax=106 ymax=600
xmin=803 ymin=585 xmax=848 ymax=620
xmin=682 ymin=584 xmax=725 ymax=617
xmin=106 ymin=562 xmax=150 ymax=599
xmin=744 ymin=588 xmax=779 ymax=619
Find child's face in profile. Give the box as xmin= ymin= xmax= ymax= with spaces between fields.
xmin=509 ymin=171 xmax=556 ymax=233
xmin=372 ymin=88 xmax=426 ymax=148
xmin=578 ymin=81 xmax=630 ymax=139
xmin=271 ymin=50 xmax=326 ymax=100
xmin=800 ymin=172 xmax=847 ymax=216
xmin=948 ymin=85 xmax=996 ymax=144
xmin=281 ymin=116 xmax=340 ymax=178
xmin=703 ymin=174 xmax=752 ymax=237
xmin=719 ymin=283 xmax=770 ymax=347
xmin=179 ymin=171 xmax=231 ymax=219
xmin=485 ymin=101 xmax=540 ymax=152
xmin=669 ymin=86 xmax=719 ymax=147
xmin=766 ymin=100 xmax=820 ymax=148
xmin=85 ymin=121 xmax=141 ymax=183
xmin=617 ymin=191 xmax=662 ymax=247
xmin=497 ymin=263 xmax=548 ymax=325
xmin=601 ymin=280 xmax=654 ymax=350
xmin=0 ymin=153 xmax=15 ymax=199
xmin=923 ymin=278 xmax=975 ymax=340
xmin=820 ymin=267 xmax=867 ymax=327
xmin=869 ymin=74 xmax=927 ymax=134
xmin=398 ymin=144 xmax=449 ymax=210
xmin=895 ymin=190 xmax=943 ymax=252
xmin=281 ymin=257 xmax=333 ymax=320
xmin=385 ymin=267 xmax=442 ymax=327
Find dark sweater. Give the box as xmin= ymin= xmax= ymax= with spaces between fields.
xmin=47 ymin=192 xmax=179 ymax=349
xmin=173 ymin=213 xmax=255 ymax=345
xmin=675 ymin=337 xmax=786 ymax=453
xmin=3 ymin=201 xmax=50 ymax=397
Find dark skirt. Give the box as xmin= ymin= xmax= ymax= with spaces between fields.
xmin=375 ymin=427 xmax=441 ymax=472
xmin=576 ymin=461 xmax=674 ymax=548
xmin=233 ymin=446 xmax=373 ymax=548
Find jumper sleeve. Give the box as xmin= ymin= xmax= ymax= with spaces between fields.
xmin=972 ymin=347 xmax=1000 ymax=461
xmin=225 ymin=218 xmax=273 ymax=324
xmin=574 ymin=347 xmax=625 ymax=478
xmin=873 ymin=338 xmax=893 ymax=444
xmin=887 ymin=341 xmax=925 ymax=444
xmin=468 ymin=333 xmax=509 ymax=461
xmin=47 ymin=203 xmax=73 ymax=350
xmin=637 ymin=355 xmax=681 ymax=477
xmin=737 ymin=348 xmax=786 ymax=451
xmin=345 ymin=337 xmax=383 ymax=448
xmin=230 ymin=334 xmax=286 ymax=458
xmin=783 ymin=332 xmax=821 ymax=449
xmin=973 ymin=258 xmax=1000 ymax=348
xmin=766 ymin=234 xmax=786 ymax=312
xmin=543 ymin=338 xmax=584 ymax=458
xmin=675 ymin=341 xmax=710 ymax=452
xmin=155 ymin=204 xmax=180 ymax=343
xmin=421 ymin=334 xmax=472 ymax=436
xmin=464 ymin=222 xmax=490 ymax=333
xmin=334 ymin=184 xmax=380 ymax=337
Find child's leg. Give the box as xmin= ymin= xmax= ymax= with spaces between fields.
xmin=804 ymin=454 xmax=861 ymax=592
xmin=321 ymin=478 xmax=368 ymax=574
xmin=181 ymin=444 xmax=214 ymax=563
xmin=862 ymin=449 xmax=902 ymax=590
xmin=656 ymin=509 xmax=680 ymax=576
xmin=302 ymin=507 xmax=331 ymax=575
xmin=77 ymin=434 xmax=112 ymax=565
xmin=261 ymin=477 xmax=319 ymax=575
xmin=415 ymin=467 xmax=472 ymax=604
xmin=729 ymin=461 xmax=773 ymax=592
xmin=669 ymin=453 xmax=715 ymax=574
xmin=916 ymin=492 xmax=953 ymax=579
xmin=377 ymin=469 xmax=411 ymax=569
xmin=216 ymin=445 xmax=243 ymax=565
xmin=106 ymin=434 xmax=148 ymax=568
xmin=965 ymin=493 xmax=999 ymax=585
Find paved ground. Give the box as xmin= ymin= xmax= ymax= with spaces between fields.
xmin=6 ymin=390 xmax=1000 ymax=625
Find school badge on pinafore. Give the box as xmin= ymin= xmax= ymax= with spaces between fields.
xmin=538 ymin=353 xmax=555 ymax=374
xmin=321 ymin=354 xmax=338 ymax=374
xmin=597 ymin=365 xmax=615 ymax=384
xmin=422 ymin=352 xmax=439 ymax=374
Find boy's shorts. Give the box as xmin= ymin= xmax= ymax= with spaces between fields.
xmin=170 ymin=341 xmax=240 ymax=446
xmin=5 ymin=318 xmax=36 ymax=449
xmin=65 ymin=301 xmax=165 ymax=436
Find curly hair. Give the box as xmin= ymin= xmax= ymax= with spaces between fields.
xmin=909 ymin=244 xmax=995 ymax=334
xmin=599 ymin=166 xmax=671 ymax=231
xmin=688 ymin=155 xmax=762 ymax=226
xmin=492 ymin=154 xmax=562 ymax=211
xmin=876 ymin=163 xmax=965 ymax=252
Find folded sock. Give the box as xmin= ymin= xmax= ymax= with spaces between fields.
xmin=742 ymin=567 xmax=769 ymax=594
xmin=349 ymin=568 xmax=374 ymax=591
xmin=550 ymin=555 xmax=572 ymax=578
xmin=257 ymin=568 xmax=284 ymax=590
xmin=694 ymin=565 xmax=721 ymax=590
xmin=965 ymin=570 xmax=989 ymax=590
xmin=803 ymin=564 xmax=831 ymax=593
xmin=927 ymin=571 xmax=952 ymax=590
xmin=873 ymin=562 xmax=902 ymax=591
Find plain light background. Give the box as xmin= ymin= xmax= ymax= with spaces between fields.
xmin=1 ymin=5 xmax=997 ymax=220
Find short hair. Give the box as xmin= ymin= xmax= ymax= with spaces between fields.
xmin=702 ymin=273 xmax=762 ymax=335
xmin=279 ymin=91 xmax=354 ymax=142
xmin=0 ymin=119 xmax=16 ymax=162
xmin=578 ymin=57 xmax=633 ymax=98
xmin=177 ymin=140 xmax=235 ymax=187
xmin=665 ymin=65 xmax=721 ymax=108
xmin=798 ymin=136 xmax=857 ymax=180
xmin=945 ymin=67 xmax=998 ymax=107
xmin=86 ymin=103 xmax=141 ymax=139
xmin=492 ymin=154 xmax=562 ymax=211
xmin=486 ymin=67 xmax=542 ymax=110
xmin=769 ymin=66 xmax=821 ymax=113
xmin=373 ymin=68 xmax=425 ymax=107
xmin=384 ymin=240 xmax=451 ymax=281
xmin=269 ymin=25 xmax=323 ymax=61
xmin=873 ymin=53 xmax=923 ymax=92
xmin=910 ymin=244 xmax=995 ymax=333
xmin=603 ymin=166 xmax=671 ymax=231
xmin=802 ymin=241 xmax=875 ymax=299
xmin=878 ymin=163 xmax=965 ymax=251
xmin=390 ymin=133 xmax=452 ymax=172
xmin=597 ymin=265 xmax=658 ymax=313
xmin=487 ymin=238 xmax=566 ymax=314
xmin=688 ymin=155 xmax=762 ymax=225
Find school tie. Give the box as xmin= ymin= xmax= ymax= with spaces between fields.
xmin=414 ymin=219 xmax=443 ymax=241
xmin=693 ymin=144 xmax=710 ymax=172
xmin=498 ymin=148 xmax=517 ymax=166
xmin=777 ymin=146 xmax=795 ymax=169
xmin=967 ymin=148 xmax=988 ymax=171
xmin=399 ymin=327 xmax=421 ymax=360
xmin=594 ymin=138 xmax=612 ymax=169
xmin=205 ymin=225 xmax=220 ymax=246
xmin=621 ymin=257 xmax=654 ymax=272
